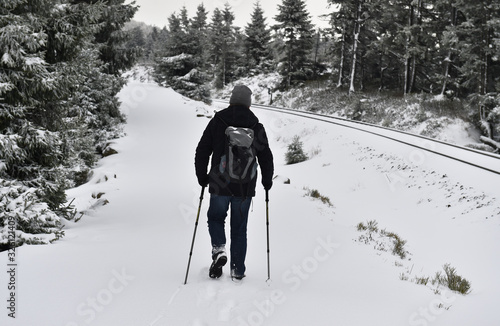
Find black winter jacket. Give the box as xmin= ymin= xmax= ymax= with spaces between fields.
xmin=195 ymin=105 xmax=274 ymax=197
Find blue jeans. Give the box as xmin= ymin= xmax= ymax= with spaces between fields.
xmin=207 ymin=194 xmax=251 ymax=275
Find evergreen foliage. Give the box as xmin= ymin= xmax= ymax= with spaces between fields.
xmin=212 ymin=4 xmax=240 ymax=89
xmin=274 ymin=0 xmax=315 ymax=88
xmin=0 ymin=0 xmax=138 ymax=247
xmin=154 ymin=6 xmax=211 ymax=104
xmin=148 ymin=1 xmax=498 ymax=146
xmin=327 ymin=0 xmax=500 ymax=98
xmin=245 ymin=2 xmax=272 ymax=73
xmin=91 ymin=0 xmax=140 ymax=76
xmin=285 ymin=136 xmax=308 ymax=164
xmin=191 ymin=4 xmax=210 ymax=70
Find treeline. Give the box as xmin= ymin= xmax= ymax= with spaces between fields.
xmin=331 ymin=0 xmax=499 ymax=97
xmin=0 ymin=0 xmax=139 ymax=247
xmin=136 ymin=1 xmax=325 ymax=102
xmin=137 ymin=0 xmax=500 ymax=96
xmin=136 ymin=0 xmax=499 ymax=146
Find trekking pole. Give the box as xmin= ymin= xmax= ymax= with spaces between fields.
xmin=184 ymin=186 xmax=205 ymax=285
xmin=265 ymin=189 xmax=271 ymax=282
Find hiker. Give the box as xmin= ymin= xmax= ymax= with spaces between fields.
xmin=195 ymin=85 xmax=274 ymax=280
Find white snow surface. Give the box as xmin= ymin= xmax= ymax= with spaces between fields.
xmin=1 ymin=76 xmax=500 ymax=326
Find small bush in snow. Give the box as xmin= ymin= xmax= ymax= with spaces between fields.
xmin=399 ymin=273 xmax=410 ymax=281
xmin=285 ymin=135 xmax=308 ymax=164
xmin=432 ymin=264 xmax=471 ymax=295
xmin=413 ymin=276 xmax=430 ymax=286
xmin=356 ymin=220 xmax=409 ymax=260
xmin=380 ymin=230 xmax=408 ymax=260
xmin=356 ymin=220 xmax=379 ymax=242
xmin=304 ymin=187 xmax=332 ymax=206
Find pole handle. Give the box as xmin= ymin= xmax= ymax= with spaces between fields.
xmin=200 ymin=185 xmax=206 ymax=201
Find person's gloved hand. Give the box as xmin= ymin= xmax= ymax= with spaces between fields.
xmin=198 ymin=174 xmax=209 ymax=187
xmin=262 ymin=179 xmax=272 ymax=191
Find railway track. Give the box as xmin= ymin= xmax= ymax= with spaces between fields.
xmin=213 ymin=99 xmax=500 ymax=175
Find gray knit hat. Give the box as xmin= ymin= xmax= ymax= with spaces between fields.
xmin=229 ymin=85 xmax=252 ymax=108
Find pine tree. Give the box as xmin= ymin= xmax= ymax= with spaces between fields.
xmin=88 ymin=0 xmax=139 ymax=76
xmin=453 ymin=0 xmax=498 ymax=96
xmin=209 ymin=7 xmax=224 ymax=77
xmin=144 ymin=26 xmax=167 ymax=62
xmin=285 ymin=136 xmax=308 ymax=164
xmin=433 ymin=0 xmax=459 ymax=96
xmin=191 ymin=4 xmax=210 ymax=70
xmin=245 ymin=2 xmax=272 ymax=73
xmin=210 ymin=4 xmax=240 ymax=89
xmin=166 ymin=12 xmax=187 ymax=56
xmin=357 ymin=0 xmax=399 ymax=91
xmin=326 ymin=4 xmax=353 ymax=88
xmin=274 ymin=0 xmax=315 ymax=88
xmin=452 ymin=0 xmax=500 ymax=146
xmin=192 ymin=4 xmax=208 ymax=31
xmin=155 ymin=6 xmax=211 ymax=103
xmin=328 ymin=0 xmax=380 ymax=93
xmin=0 ymin=0 xmax=139 ymax=246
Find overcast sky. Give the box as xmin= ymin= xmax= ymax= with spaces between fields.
xmin=127 ymin=0 xmax=332 ymax=29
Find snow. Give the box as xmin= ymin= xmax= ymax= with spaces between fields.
xmin=24 ymin=56 xmax=46 ymax=66
xmin=1 ymin=75 xmax=499 ymax=326
xmin=1 ymin=53 xmax=13 ymax=66
xmin=160 ymin=53 xmax=193 ymax=63
xmin=0 ymin=82 xmax=14 ymax=93
xmin=214 ymin=73 xmax=485 ymax=149
xmin=213 ymin=72 xmax=281 ymax=106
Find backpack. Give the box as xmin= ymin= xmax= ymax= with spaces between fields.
xmin=219 ymin=123 xmax=258 ymax=184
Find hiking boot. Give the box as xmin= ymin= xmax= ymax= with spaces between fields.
xmin=209 ymin=250 xmax=227 ymax=279
xmin=231 ymin=269 xmax=246 ymax=280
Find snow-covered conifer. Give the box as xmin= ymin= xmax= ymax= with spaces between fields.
xmin=274 ymin=0 xmax=315 ymax=88
xmin=245 ymin=2 xmax=272 ymax=73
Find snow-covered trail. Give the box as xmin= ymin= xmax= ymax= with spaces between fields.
xmin=0 ymin=82 xmax=201 ymax=325
xmin=1 ymin=78 xmax=499 ymax=326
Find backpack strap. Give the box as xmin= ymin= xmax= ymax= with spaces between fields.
xmin=216 ymin=114 xmax=228 ymax=127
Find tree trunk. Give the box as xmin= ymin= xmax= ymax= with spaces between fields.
xmin=288 ymin=41 xmax=292 ymax=88
xmin=223 ymin=58 xmax=226 ymax=86
xmin=480 ymin=136 xmax=500 ymax=152
xmin=360 ymin=54 xmax=365 ymax=91
xmin=379 ymin=63 xmax=387 ymax=92
xmin=408 ymin=0 xmax=422 ymax=94
xmin=337 ymin=23 xmax=346 ymax=88
xmin=404 ymin=1 xmax=418 ymax=95
xmin=440 ymin=6 xmax=457 ymax=96
xmin=410 ymin=0 xmax=422 ymax=92
xmin=349 ymin=0 xmax=362 ymax=95
xmin=314 ymin=30 xmax=320 ymax=86
xmin=404 ymin=4 xmax=413 ymax=95
xmin=440 ymin=53 xmax=451 ymax=96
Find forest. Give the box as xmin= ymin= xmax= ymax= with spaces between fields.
xmin=1 ymin=0 xmax=499 ymax=246
xmin=132 ymin=0 xmax=499 ymax=147
xmin=0 ymin=0 xmax=139 ymax=247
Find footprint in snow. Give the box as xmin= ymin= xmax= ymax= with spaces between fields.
xmin=196 ymin=282 xmax=219 ymax=307
xmin=218 ymin=300 xmax=237 ymax=321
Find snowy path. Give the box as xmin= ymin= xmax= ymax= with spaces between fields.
xmin=1 ymin=79 xmax=499 ymax=326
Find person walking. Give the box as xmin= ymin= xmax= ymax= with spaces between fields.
xmin=195 ymin=85 xmax=274 ymax=280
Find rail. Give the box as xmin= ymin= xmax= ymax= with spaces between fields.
xmin=213 ymin=99 xmax=500 ymax=175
